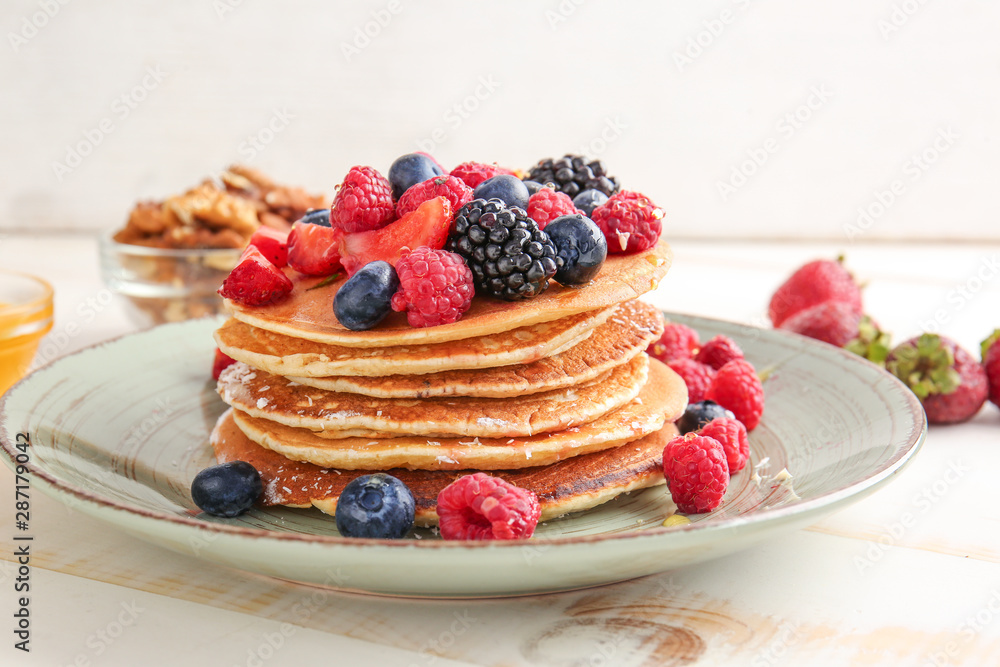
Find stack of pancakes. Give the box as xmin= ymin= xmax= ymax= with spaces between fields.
xmin=211 ymin=240 xmax=686 ymax=526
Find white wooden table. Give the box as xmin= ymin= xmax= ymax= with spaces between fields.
xmin=1 ymin=235 xmax=998 ymax=666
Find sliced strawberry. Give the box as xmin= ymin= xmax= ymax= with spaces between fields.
xmin=248 ymin=226 xmax=289 ymax=267
xmin=287 ymin=220 xmax=344 ymax=276
xmin=340 ymin=196 xmax=452 ymax=275
xmin=212 ymin=348 xmax=237 ymax=380
xmin=218 ymin=246 xmax=293 ymax=306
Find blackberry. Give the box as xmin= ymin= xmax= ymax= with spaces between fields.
xmin=447 ymin=199 xmax=560 ymax=301
xmin=524 ymin=155 xmax=620 ymax=199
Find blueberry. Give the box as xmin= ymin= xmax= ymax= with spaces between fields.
xmin=298 ymin=208 xmax=331 ymax=227
xmin=335 ymin=473 xmax=415 ymax=539
xmin=545 ymin=214 xmax=607 ymax=286
xmin=522 ymin=180 xmax=545 ymax=196
xmin=473 ymin=175 xmax=530 ymax=211
xmin=388 ymin=153 xmax=445 ymax=200
xmin=572 ymin=189 xmax=609 ymax=216
xmin=677 ymin=400 xmax=735 ymax=435
xmin=190 ymin=461 xmax=262 ymax=517
xmin=333 ymin=261 xmax=399 ymax=330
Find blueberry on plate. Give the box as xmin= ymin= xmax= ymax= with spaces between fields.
xmin=297 ymin=208 xmax=331 ymax=227
xmin=388 ymin=153 xmax=445 ymax=200
xmin=473 ymin=174 xmax=530 ymax=211
xmin=677 ymin=400 xmax=736 ymax=435
xmin=333 ymin=261 xmax=399 ymax=330
xmin=335 ymin=473 xmax=415 ymax=539
xmin=545 ymin=214 xmax=607 ymax=286
xmin=190 ymin=461 xmax=263 ymax=517
xmin=572 ymin=189 xmax=609 ymax=216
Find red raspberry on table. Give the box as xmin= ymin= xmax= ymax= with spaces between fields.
xmin=396 ymin=175 xmax=473 ymax=219
xmin=667 ymin=359 xmax=716 ymax=404
xmin=698 ymin=417 xmax=749 ymax=475
xmin=329 ymin=166 xmax=396 ymax=233
xmin=768 ymin=257 xmax=862 ymax=328
xmin=211 ymin=348 xmax=237 ymax=380
xmin=888 ymin=334 xmax=988 ymax=424
xmin=695 ymin=335 xmax=744 ymax=370
xmin=983 ymin=330 xmax=1000 ymax=409
xmin=591 ymin=190 xmax=664 ymax=254
xmin=390 ymin=247 xmax=475 ymax=328
xmin=449 ymin=162 xmax=514 ymax=189
xmin=218 ymin=246 xmax=293 ymax=306
xmin=526 ymin=188 xmax=581 ymax=229
xmin=437 ymin=473 xmax=541 ymax=540
xmin=647 ymin=321 xmax=700 ymax=363
xmin=662 ymin=433 xmax=729 ymax=513
xmin=705 ymin=359 xmax=765 ymax=431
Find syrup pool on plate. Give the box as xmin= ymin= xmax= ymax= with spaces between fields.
xmin=0 ymin=271 xmax=54 ymax=396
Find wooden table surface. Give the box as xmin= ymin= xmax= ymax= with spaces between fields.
xmin=1 ymin=235 xmax=998 ymax=666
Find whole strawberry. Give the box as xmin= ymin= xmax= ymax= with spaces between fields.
xmin=983 ymin=330 xmax=1000 ymax=409
xmin=647 ymin=321 xmax=700 ymax=363
xmin=768 ymin=257 xmax=862 ymax=328
xmin=887 ymin=334 xmax=988 ymax=424
xmin=843 ymin=316 xmax=892 ymax=367
xmin=778 ymin=300 xmax=863 ymax=347
xmin=695 ymin=335 xmax=744 ymax=370
xmin=591 ymin=190 xmax=664 ymax=254
xmin=662 ymin=433 xmax=729 ymax=513
xmin=329 ymin=166 xmax=396 ymax=233
xmin=705 ymin=359 xmax=765 ymax=431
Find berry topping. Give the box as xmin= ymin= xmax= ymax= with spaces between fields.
xmin=695 ymin=335 xmax=745 ymax=371
xmin=544 ymin=214 xmax=607 ymax=286
xmin=768 ymin=257 xmax=862 ymax=328
xmin=450 ymin=161 xmax=513 ymax=189
xmin=333 ymin=260 xmax=400 ymax=331
xmin=662 ymin=434 xmax=729 ymax=514
xmin=667 ymin=358 xmax=717 ymax=404
xmin=298 ymin=208 xmax=332 ymax=227
xmin=447 ymin=199 xmax=560 ymax=301
xmin=286 ymin=218 xmax=344 ymax=276
xmin=591 ymin=190 xmax=664 ymax=254
xmin=390 ymin=247 xmax=474 ymax=328
xmin=777 ymin=300 xmax=865 ymax=348
xmin=335 ymin=473 xmax=415 ymax=539
xmin=212 ymin=348 xmax=237 ymax=380
xmin=388 ymin=153 xmax=445 ymax=200
xmin=887 ymin=334 xmax=988 ymax=424
xmin=705 ymin=359 xmax=765 ymax=431
xmin=218 ymin=246 xmax=294 ymax=306
xmin=415 ymin=151 xmax=448 ymax=174
xmin=526 ymin=188 xmax=581 ymax=229
xmin=698 ymin=417 xmax=749 ymax=475
xmin=522 ymin=180 xmax=544 ymax=195
xmin=247 ymin=226 xmax=289 ymax=267
xmin=340 ymin=196 xmax=452 ymax=276
xmin=190 ymin=461 xmax=263 ymax=517
xmin=677 ymin=400 xmax=734 ymax=435
xmin=525 ymin=155 xmax=620 ymax=199
xmin=396 ymin=174 xmax=473 ymax=219
xmin=647 ymin=321 xmax=700 ymax=364
xmin=329 ymin=166 xmax=396 ymax=233
xmin=572 ymin=189 xmax=609 ymax=216
xmin=437 ymin=473 xmax=541 ymax=540
xmin=473 ymin=174 xmax=530 ymax=211
xmin=982 ymin=329 xmax=1000 ymax=410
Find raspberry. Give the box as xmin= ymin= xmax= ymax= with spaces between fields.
xmin=329 ymin=166 xmax=396 ymax=233
xmin=396 ymin=175 xmax=473 ymax=219
xmin=778 ymin=300 xmax=864 ymax=348
xmin=390 ymin=247 xmax=475 ymax=328
xmin=526 ymin=188 xmax=581 ymax=229
xmin=667 ymin=359 xmax=716 ymax=403
xmin=450 ymin=162 xmax=514 ymax=189
xmin=662 ymin=434 xmax=729 ymax=513
xmin=437 ymin=473 xmax=541 ymax=540
xmin=888 ymin=334 xmax=988 ymax=424
xmin=591 ymin=190 xmax=664 ymax=254
xmin=212 ymin=348 xmax=237 ymax=380
xmin=695 ymin=335 xmax=744 ymax=370
xmin=768 ymin=257 xmax=862 ymax=328
xmin=705 ymin=359 xmax=765 ymax=431
xmin=983 ymin=330 xmax=1000 ymax=409
xmin=698 ymin=417 xmax=749 ymax=474
xmin=647 ymin=321 xmax=700 ymax=363
xmin=218 ymin=246 xmax=293 ymax=306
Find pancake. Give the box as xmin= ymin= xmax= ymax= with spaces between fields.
xmin=218 ymin=354 xmax=648 ymax=439
xmin=214 ymin=304 xmax=614 ymax=378
xmin=230 ymin=358 xmax=687 ymax=470
xmin=224 ymin=239 xmax=672 ymax=347
xmin=289 ymin=298 xmax=665 ymax=398
xmin=212 ymin=408 xmax=677 ymax=526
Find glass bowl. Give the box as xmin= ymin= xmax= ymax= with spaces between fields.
xmin=98 ymin=232 xmax=242 ymax=329
xmin=0 ymin=270 xmax=54 ymax=396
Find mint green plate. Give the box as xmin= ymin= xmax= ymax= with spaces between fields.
xmin=0 ymin=314 xmax=926 ymax=597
